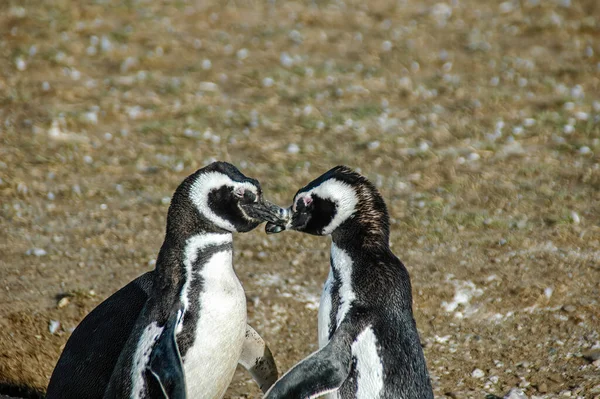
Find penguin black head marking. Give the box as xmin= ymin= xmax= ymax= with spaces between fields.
xmin=167 ymin=161 xmax=281 ymax=235
xmin=266 ymin=166 xmax=390 ymax=245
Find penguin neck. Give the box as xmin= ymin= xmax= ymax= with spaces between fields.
xmin=329 ymin=215 xmax=390 ymax=278
xmin=331 ymin=217 xmax=390 ymax=253
xmin=154 ymin=230 xmax=234 ymax=288
xmin=330 ymin=191 xmax=390 ymax=251
xmin=330 ymin=241 xmax=354 ymax=277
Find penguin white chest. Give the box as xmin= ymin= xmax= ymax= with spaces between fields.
xmin=318 ymin=269 xmax=334 ymax=349
xmin=182 ymin=249 xmax=247 ymax=399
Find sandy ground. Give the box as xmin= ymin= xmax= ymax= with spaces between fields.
xmin=1 ymin=0 xmax=599 ymax=398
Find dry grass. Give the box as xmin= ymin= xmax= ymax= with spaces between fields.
xmin=1 ymin=0 xmax=599 ymax=397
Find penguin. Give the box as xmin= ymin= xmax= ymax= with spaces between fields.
xmin=264 ymin=166 xmax=434 ymax=399
xmin=47 ymin=161 xmax=285 ymax=399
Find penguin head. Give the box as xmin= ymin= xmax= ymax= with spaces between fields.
xmin=168 ymin=162 xmax=284 ymax=235
xmin=266 ymin=166 xmax=389 ymax=243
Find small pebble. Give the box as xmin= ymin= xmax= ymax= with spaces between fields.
xmin=468 ymin=152 xmax=480 ymax=161
xmin=15 ymin=57 xmax=27 ymax=71
xmin=579 ymin=146 xmax=591 ymax=154
xmin=262 ymin=77 xmax=274 ymax=87
xmin=504 ymin=388 xmax=528 ymax=399
xmin=287 ymin=143 xmax=300 ymax=154
xmin=280 ymin=52 xmax=294 ymax=67
xmin=57 ymin=297 xmax=70 ymax=308
xmin=368 ymin=141 xmax=381 ymax=150
xmin=236 ymin=48 xmax=249 ymax=60
xmin=26 ymin=248 xmax=47 ymax=257
xmin=499 ymin=1 xmax=515 ymax=13
xmin=49 ymin=320 xmax=60 ymax=334
xmin=562 ymin=304 xmax=576 ymax=313
xmin=472 ymin=368 xmax=485 ymax=378
xmin=582 ymin=348 xmax=600 ymax=362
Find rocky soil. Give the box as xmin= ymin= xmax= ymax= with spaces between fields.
xmin=1 ymin=0 xmax=599 ymax=398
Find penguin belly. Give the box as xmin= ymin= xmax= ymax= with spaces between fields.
xmin=182 ymin=250 xmax=247 ymax=399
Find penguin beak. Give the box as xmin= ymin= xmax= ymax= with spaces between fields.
xmin=264 ymin=206 xmax=292 ymax=235
xmin=240 ymin=200 xmax=290 ymax=226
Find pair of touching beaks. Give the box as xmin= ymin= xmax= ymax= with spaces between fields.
xmin=265 ymin=207 xmax=291 ymax=234
xmin=240 ymin=200 xmax=291 ymax=233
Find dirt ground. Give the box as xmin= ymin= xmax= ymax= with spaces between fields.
xmin=1 ymin=0 xmax=599 ymax=398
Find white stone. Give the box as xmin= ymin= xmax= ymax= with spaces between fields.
xmin=287 ymin=143 xmax=300 ymax=154
xmin=26 ymin=248 xmax=47 ymax=257
xmin=504 ymin=388 xmax=528 ymax=399
xmin=472 ymin=368 xmax=485 ymax=378
xmin=49 ymin=320 xmax=60 ymax=334
xmin=83 ymin=111 xmax=98 ymax=125
xmin=468 ymin=152 xmax=480 ymax=161
xmin=262 ymin=77 xmax=274 ymax=87
xmin=368 ymin=141 xmax=380 ymax=150
xmin=280 ymin=52 xmax=294 ymax=67
xmin=15 ymin=57 xmax=26 ymax=71
xmin=499 ymin=1 xmax=515 ymax=13
xmin=236 ymin=48 xmax=248 ymax=60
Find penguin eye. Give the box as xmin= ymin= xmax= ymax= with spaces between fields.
xmin=233 ymin=187 xmax=245 ymax=198
xmin=243 ymin=190 xmax=257 ymax=203
xmin=295 ymin=195 xmax=312 ymax=212
xmin=234 ymin=186 xmax=258 ymax=203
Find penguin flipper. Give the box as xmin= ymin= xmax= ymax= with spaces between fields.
xmin=264 ymin=322 xmax=355 ymax=399
xmin=147 ymin=310 xmax=186 ymax=399
xmin=239 ymin=325 xmax=279 ymax=393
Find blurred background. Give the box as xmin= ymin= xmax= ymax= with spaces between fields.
xmin=0 ymin=0 xmax=599 ymax=397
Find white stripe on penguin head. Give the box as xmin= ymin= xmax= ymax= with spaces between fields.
xmin=298 ymin=179 xmax=358 ymax=235
xmin=189 ymin=171 xmax=258 ymax=232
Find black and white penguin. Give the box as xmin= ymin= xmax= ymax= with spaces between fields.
xmin=47 ymin=161 xmax=285 ymax=399
xmin=264 ymin=166 xmax=434 ymax=399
